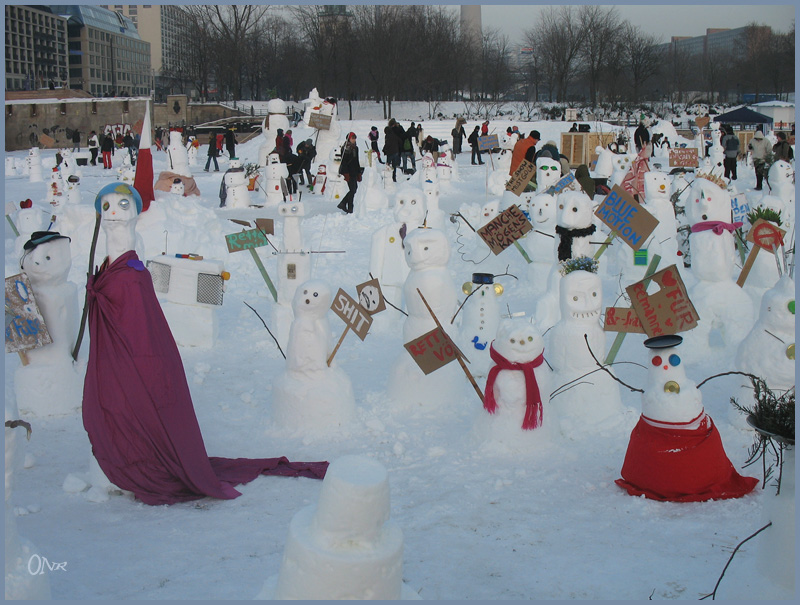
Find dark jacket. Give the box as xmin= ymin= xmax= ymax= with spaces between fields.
xmin=634 ymin=124 xmax=650 ymax=150
xmin=207 ymin=135 xmax=219 ymax=157
xmin=773 ymin=139 xmax=794 ymax=161
xmin=338 ymin=141 xmax=361 ymax=181
xmin=468 ymin=128 xmax=480 ymax=147
xmin=383 ymin=127 xmax=402 ymax=156
xmin=101 ymin=136 xmax=115 ymax=153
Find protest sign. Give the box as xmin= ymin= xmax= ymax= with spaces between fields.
xmin=5 ymin=273 xmax=52 ymax=357
xmin=404 ymin=326 xmax=458 ymax=375
xmin=330 ymin=288 xmax=372 ymax=341
xmin=308 ymin=113 xmax=332 ymax=130
xmin=477 ymin=205 xmax=533 ymax=255
xmin=625 ymin=265 xmax=699 ymax=337
xmin=736 ymin=219 xmax=786 ymax=287
xmin=356 ymin=278 xmax=386 ymax=315
xmin=669 ymin=148 xmax=699 ymax=168
xmin=477 ymin=134 xmax=499 ymax=152
xmin=594 ymin=185 xmax=658 ymax=251
xmin=225 ymin=228 xmax=270 ymax=253
xmin=603 ymin=307 xmax=645 ymax=334
xmin=506 ymin=159 xmax=536 ymax=196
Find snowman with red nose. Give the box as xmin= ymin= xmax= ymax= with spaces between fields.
xmin=616 ymin=334 xmax=758 ymax=502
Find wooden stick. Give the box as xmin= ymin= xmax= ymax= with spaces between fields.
xmin=327 ymin=325 xmax=349 ymax=367
xmin=72 ymin=211 xmax=102 ymax=362
xmin=18 ymin=350 xmax=29 ymax=366
xmin=6 ymin=214 xmax=20 ymax=237
xmin=736 ymin=247 xmax=759 ymax=287
xmin=593 ymin=232 xmax=616 ymax=260
xmin=416 ymin=288 xmax=484 ymax=404
xmin=248 ymin=247 xmax=278 ymax=302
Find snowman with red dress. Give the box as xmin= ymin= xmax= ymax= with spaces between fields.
xmin=616 ymin=335 xmax=758 ymax=502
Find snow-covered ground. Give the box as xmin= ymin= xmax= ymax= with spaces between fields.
xmin=4 ymin=108 xmax=794 ymax=600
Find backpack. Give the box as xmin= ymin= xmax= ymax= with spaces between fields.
xmin=403 ymin=137 xmax=412 ymax=151
xmin=724 ymin=135 xmax=739 ymax=152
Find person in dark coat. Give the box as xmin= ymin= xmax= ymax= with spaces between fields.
xmin=337 ymin=132 xmax=361 ymax=214
xmin=383 ymin=125 xmax=402 ymax=182
xmin=452 ymin=119 xmax=467 ymax=154
xmin=468 ymin=126 xmax=484 ymax=165
xmin=295 ymin=139 xmax=316 ymax=186
xmin=773 ymin=132 xmax=794 ymax=162
xmin=100 ymin=133 xmax=115 ymax=169
xmin=72 ymin=129 xmax=81 ymax=152
xmin=368 ymin=126 xmax=383 ymax=163
xmin=634 ymin=119 xmax=650 ymax=152
xmin=421 ymin=135 xmax=441 ymax=163
xmin=204 ymin=131 xmax=220 ymax=172
xmin=224 ymin=128 xmax=237 ymax=158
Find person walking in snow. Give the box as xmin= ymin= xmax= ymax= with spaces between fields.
xmin=368 ymin=126 xmax=384 ymax=163
xmin=100 ymin=132 xmax=115 ymax=169
xmin=468 ymin=126 xmax=484 ymax=165
xmin=72 ymin=129 xmax=81 ymax=152
xmin=773 ymin=131 xmax=794 ymax=162
xmin=747 ymin=130 xmax=770 ymax=191
xmin=452 ymin=118 xmax=467 ymax=154
xmin=204 ymin=131 xmax=220 ymax=172
xmin=224 ymin=127 xmax=237 ymax=159
xmin=634 ymin=118 xmax=650 ymax=153
xmin=383 ymin=125 xmax=402 ymax=182
xmin=720 ymin=125 xmax=740 ymax=181
xmin=88 ymin=130 xmax=99 ymax=166
xmin=295 ymin=139 xmax=316 ymax=185
xmin=337 ymin=132 xmax=361 ymax=214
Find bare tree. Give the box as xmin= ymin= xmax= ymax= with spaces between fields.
xmin=621 ymin=24 xmax=663 ymax=102
xmin=525 ymin=6 xmax=586 ymax=102
xmin=578 ymin=6 xmax=621 ymax=105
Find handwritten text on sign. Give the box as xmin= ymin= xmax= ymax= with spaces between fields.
xmin=225 ymin=228 xmax=271 ymax=253
xmin=477 ymin=134 xmax=499 ymax=152
xmin=5 ymin=273 xmax=52 ymax=354
xmin=330 ymin=288 xmax=372 ymax=341
xmin=603 ymin=307 xmax=645 ymax=334
xmin=545 ymin=173 xmax=579 ymax=196
xmin=506 ymin=159 xmax=536 ymax=195
xmin=477 ymin=204 xmax=533 ymax=255
xmin=404 ymin=326 xmax=458 ymax=375
xmin=669 ymin=148 xmax=699 ymax=168
xmin=594 ymin=185 xmax=658 ymax=251
xmin=308 ymin=113 xmax=332 ymax=131
xmin=625 ymin=265 xmax=699 ymax=337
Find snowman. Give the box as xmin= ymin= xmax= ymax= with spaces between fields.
xmin=456 ymin=273 xmax=504 ymax=378
xmin=420 ymin=152 xmax=438 ymax=187
xmin=682 ymin=172 xmax=756 ymax=357
xmin=546 ymin=262 xmax=627 ymax=435
xmin=304 ymin=93 xmax=341 ymax=171
xmin=616 ymin=335 xmax=758 ymax=502
xmin=766 ymin=159 xmax=795 ymax=234
xmin=592 ymin=145 xmax=615 ymax=183
xmin=258 ymin=98 xmax=291 ymax=167
xmin=535 ymin=156 xmax=561 ymax=193
xmin=186 ymin=135 xmax=199 ymax=166
xmin=222 ymin=158 xmax=251 ymax=208
xmin=707 ymin=122 xmax=725 ymax=168
xmin=59 ymin=148 xmax=80 ymax=180
xmin=168 ymin=177 xmax=185 ymax=196
xmin=15 ymin=231 xmax=83 ymax=417
xmin=65 ymin=174 xmax=82 ymax=205
xmin=263 ymin=152 xmax=288 ymax=207
xmin=166 ymin=130 xmax=191 ymax=177
xmin=273 ymin=200 xmax=312 ymax=350
xmin=523 ymin=192 xmax=559 ymax=286
xmin=271 ymin=280 xmax=356 ymax=433
xmin=387 ymin=228 xmax=464 ymax=408
xmin=554 ymin=190 xmax=597 ymax=262
xmin=117 ymin=153 xmax=136 ymax=185
xmin=5 ymin=156 xmax=18 ymax=177
xmin=13 ymin=200 xmax=45 ymax=256
xmin=741 ymin=196 xmax=786 ymax=297
xmin=369 ymin=187 xmax=427 ymax=308
xmin=487 ymin=151 xmax=512 ymax=196
xmin=609 ymin=152 xmax=635 ymax=188
xmin=26 ymin=147 xmax=43 ymax=182
xmin=436 ymin=142 xmax=454 ymax=183
xmin=5 ymin=401 xmax=52 ymax=599
xmin=421 ymin=178 xmax=445 ymax=230
xmin=731 ymin=275 xmax=795 ymax=427
xmin=45 ymin=167 xmax=64 ymax=207
xmin=357 ymin=166 xmax=389 ymax=214
xmin=325 ymin=145 xmax=348 ymax=203
xmin=473 ymin=319 xmax=557 ymax=447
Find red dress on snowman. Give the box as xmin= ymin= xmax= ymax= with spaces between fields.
xmin=616 ymin=335 xmax=757 ymax=502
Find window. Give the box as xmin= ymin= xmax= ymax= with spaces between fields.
xmin=7 ymin=105 xmax=13 ymax=117
xmin=92 ymin=101 xmax=97 ymax=114
xmin=60 ymin=102 xmax=67 ymax=115
xmin=122 ymin=100 xmax=129 ymax=113
xmin=30 ymin=104 xmax=37 ymax=117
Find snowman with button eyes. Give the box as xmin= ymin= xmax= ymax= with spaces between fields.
xmin=222 ymin=158 xmax=252 ymax=208
xmin=546 ymin=259 xmax=628 ymax=436
xmin=616 ymin=334 xmax=758 ymax=502
xmin=26 ymin=147 xmax=43 ymax=182
xmin=273 ymin=200 xmax=311 ymax=350
xmin=456 ymin=273 xmax=505 ymax=378
xmin=271 ymin=279 xmax=356 ymax=433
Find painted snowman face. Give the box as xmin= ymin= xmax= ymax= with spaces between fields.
xmin=292 ymin=280 xmax=331 ymax=316
xmin=531 ymin=193 xmax=557 ymax=227
xmin=404 ymin=228 xmax=450 ymax=270
xmin=557 ymin=191 xmax=594 ymax=229
xmin=267 ymin=153 xmax=281 ymax=167
xmin=768 ymin=160 xmax=795 ymax=187
xmin=493 ymin=320 xmax=544 ymax=364
xmin=536 ymin=157 xmax=561 ymax=191
xmin=480 ymin=200 xmax=500 ymax=226
xmin=100 ymin=191 xmax=138 ymax=223
xmin=422 ymin=154 xmax=435 ymax=169
xmin=559 ymin=270 xmax=602 ymax=320
xmin=278 ymin=201 xmax=305 ymax=217
xmin=760 ymin=276 xmax=795 ymax=335
xmin=612 ymin=154 xmax=633 ymax=175
xmin=22 ymin=238 xmax=71 ymax=285
xmin=424 ymin=182 xmax=440 ymax=206
xmin=394 ymin=188 xmax=426 ymax=224
xmin=358 ymin=285 xmax=381 ymax=312
xmin=686 ymin=177 xmax=730 ymax=223
xmin=643 ymin=172 xmax=670 ymax=203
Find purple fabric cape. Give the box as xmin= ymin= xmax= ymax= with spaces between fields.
xmin=82 ymin=250 xmax=327 ymax=506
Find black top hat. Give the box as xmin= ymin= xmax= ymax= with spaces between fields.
xmin=23 ymin=231 xmax=71 ymax=251
xmin=472 ymin=273 xmax=494 ymax=284
xmin=643 ymin=335 xmax=683 ymax=349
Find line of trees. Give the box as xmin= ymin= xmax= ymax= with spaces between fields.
xmin=162 ymin=5 xmax=794 ymax=113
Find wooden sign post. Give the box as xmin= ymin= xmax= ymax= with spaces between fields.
xmin=736 ymin=219 xmax=786 ymax=287
xmin=594 ymin=185 xmax=659 ymax=252
xmin=224 ymin=224 xmax=277 ymax=301
xmin=5 ymin=273 xmax=53 ymax=365
xmin=477 ymin=204 xmax=533 ymax=255
xmin=327 ymin=278 xmax=386 ymax=367
xmin=625 ymin=264 xmax=699 ymax=338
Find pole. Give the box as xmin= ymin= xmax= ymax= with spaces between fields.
xmin=72 ymin=212 xmax=102 ymax=361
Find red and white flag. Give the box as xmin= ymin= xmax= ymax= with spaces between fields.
xmin=134 ymin=100 xmax=155 ymax=212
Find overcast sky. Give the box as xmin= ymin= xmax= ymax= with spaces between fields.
xmin=464 ymin=3 xmax=796 ymax=45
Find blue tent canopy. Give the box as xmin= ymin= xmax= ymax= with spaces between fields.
xmin=713 ymin=107 xmax=774 ymax=125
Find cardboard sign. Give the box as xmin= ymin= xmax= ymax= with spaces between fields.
xmin=506 ymin=159 xmax=536 ymax=196
xmin=545 ymin=173 xmax=579 ymax=196
xmin=5 ymin=273 xmax=52 ymax=354
xmin=330 ymin=288 xmax=372 ymax=341
xmin=308 ymin=113 xmax=332 ymax=131
xmin=254 ymin=218 xmax=274 ymax=235
xmin=747 ymin=218 xmax=785 ymax=251
xmin=694 ymin=116 xmax=710 ymax=129
xmin=404 ymin=326 xmax=458 ymax=375
xmin=731 ymin=195 xmax=750 ymax=226
xmin=603 ymin=307 xmax=645 ymax=334
xmin=225 ymin=228 xmax=270 ymax=253
xmin=38 ymin=133 xmax=55 ymax=148
xmin=625 ymin=265 xmax=699 ymax=337
xmin=477 ymin=134 xmax=499 ymax=152
xmin=477 ymin=204 xmax=533 ymax=255
xmin=669 ymin=148 xmax=699 ymax=167
xmin=594 ymin=185 xmax=659 ymax=251
xmin=355 ymin=278 xmax=386 ymax=315
xmin=6 ymin=201 xmax=17 ymax=216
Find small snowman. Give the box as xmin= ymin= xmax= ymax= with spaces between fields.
xmin=766 ymin=159 xmax=795 ymax=234
xmin=168 ymin=177 xmax=185 ymax=196
xmin=358 ymin=167 xmax=389 ymax=213
xmin=263 ymin=152 xmax=288 ymax=207
xmin=535 ymin=156 xmax=561 ymax=193
xmin=420 ymin=152 xmax=438 ymax=188
xmin=273 ymin=200 xmax=312 ymax=350
xmin=473 ymin=319 xmax=557 ymax=448
xmin=456 ymin=273 xmax=505 ymax=378
xmin=5 ymin=156 xmax=18 ymax=177
xmin=15 ymin=231 xmax=84 ymax=417
xmin=27 ymin=147 xmax=43 ymax=182
xmin=554 ymin=190 xmax=597 ymax=262
xmin=117 ymin=154 xmax=136 ymax=185
xmin=609 ymin=152 xmax=635 ymax=188
xmin=186 ymin=135 xmax=199 ymax=166
xmin=166 ymin=130 xmax=191 ymax=177
xmin=222 ymin=158 xmax=251 ymax=208
xmin=523 ymin=192 xmax=558 ymax=286
xmin=271 ymin=280 xmax=356 ymax=433
xmin=14 ymin=199 xmax=45 ymax=255
xmin=616 ymin=335 xmax=758 ymax=502
xmin=59 ymin=148 xmax=80 ymax=179
xmin=592 ymin=145 xmax=615 ymax=182
xmin=436 ymin=143 xmax=454 ymax=183
xmin=65 ymin=174 xmax=82 ymax=205
xmin=45 ymin=167 xmax=64 ymax=207
xmin=369 ymin=188 xmax=427 ymax=308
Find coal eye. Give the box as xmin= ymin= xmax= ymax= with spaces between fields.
xmin=669 ymin=354 xmax=680 ymax=366
xmin=46 ymin=256 xmax=51 ymax=260
xmin=651 ymin=356 xmax=662 ymax=366
xmin=592 ymin=292 xmax=597 ymax=297
xmin=510 ymin=339 xmax=515 ymax=343
xmin=572 ymin=296 xmax=578 ymax=301
xmin=313 ymin=292 xmax=318 ymax=297
xmin=411 ymin=200 xmax=416 ymax=204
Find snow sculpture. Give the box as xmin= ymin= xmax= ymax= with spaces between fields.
xmin=536 ymin=156 xmax=561 ymax=193
xmin=5 ymin=156 xmax=17 ymax=177
xmin=767 ymin=159 xmax=795 ymax=230
xmin=359 ymin=167 xmax=389 ymax=213
xmin=27 ymin=147 xmax=43 ymax=182
xmin=186 ymin=136 xmax=198 ymax=166
xmin=65 ymin=174 xmax=81 ymax=205
xmin=59 ymin=148 xmax=80 ymax=179
xmin=5 ymin=402 xmax=52 ymax=600
xmin=45 ymin=167 xmax=64 ymax=206
xmin=457 ymin=273 xmax=504 ymax=378
xmin=259 ymin=455 xmax=416 ymax=600
xmin=616 ymin=335 xmax=758 ymax=501
xmin=547 ymin=265 xmax=626 ymax=435
xmin=223 ymin=158 xmax=251 ymax=208
xmin=609 ymin=152 xmax=635 ymax=188
xmin=436 ymin=143 xmax=454 ymax=182
xmin=369 ymin=188 xmax=427 ymax=307
xmin=263 ymin=152 xmax=288 ymax=207
xmin=273 ymin=200 xmax=311 ymax=350
xmin=592 ymin=145 xmax=614 ymax=180
xmin=117 ymin=154 xmax=136 ymax=185
xmin=307 ymin=94 xmax=341 ymax=172
xmin=554 ymin=190 xmax=597 ymax=262
xmin=271 ymin=280 xmax=356 ymax=432
xmin=523 ymin=192 xmax=558 ymax=286
xmin=168 ymin=177 xmax=185 ymax=196
xmin=258 ymin=98 xmax=291 ymax=167
xmin=166 ymin=130 xmax=191 ymax=177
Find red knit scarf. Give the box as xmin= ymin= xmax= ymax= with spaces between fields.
xmin=484 ymin=344 xmax=545 ymax=430
xmin=690 ymin=220 xmax=742 ymax=235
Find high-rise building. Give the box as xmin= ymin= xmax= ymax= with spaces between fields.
xmin=658 ymin=26 xmax=772 ymax=61
xmin=460 ymin=5 xmax=482 ymax=48
xmin=47 ymin=5 xmax=151 ymax=97
xmin=4 ymin=5 xmax=69 ymax=91
xmin=99 ymin=5 xmax=192 ymax=99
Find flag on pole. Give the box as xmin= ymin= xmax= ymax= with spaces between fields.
xmin=134 ymin=100 xmax=155 ymax=212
